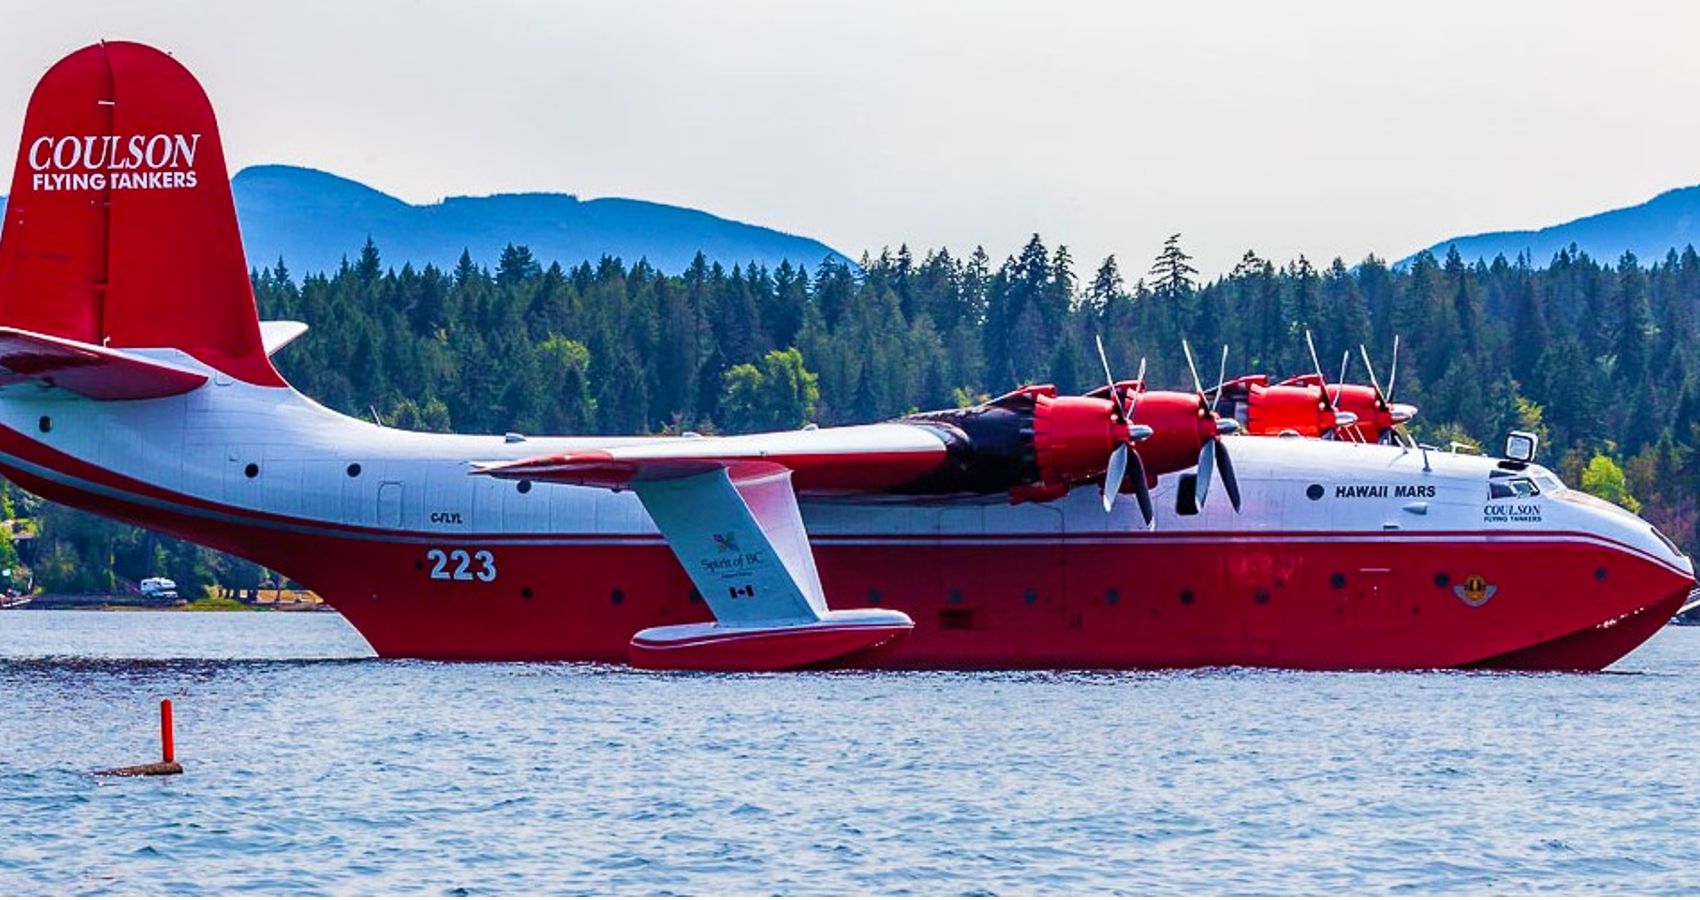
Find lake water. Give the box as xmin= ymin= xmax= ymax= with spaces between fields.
xmin=1 ymin=610 xmax=1697 ymax=895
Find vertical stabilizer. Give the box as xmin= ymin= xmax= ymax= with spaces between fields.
xmin=0 ymin=41 xmax=283 ymax=387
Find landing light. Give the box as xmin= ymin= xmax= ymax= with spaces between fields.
xmin=1505 ymin=430 xmax=1539 ymax=464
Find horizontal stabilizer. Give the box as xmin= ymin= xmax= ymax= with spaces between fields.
xmin=0 ymin=326 xmax=207 ymax=400
xmin=259 ymin=321 xmax=309 ymax=356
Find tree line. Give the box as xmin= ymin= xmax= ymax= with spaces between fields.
xmin=7 ymin=233 xmax=1700 ymax=597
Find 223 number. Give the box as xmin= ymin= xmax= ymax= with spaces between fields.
xmin=425 ymin=548 xmax=497 ymax=582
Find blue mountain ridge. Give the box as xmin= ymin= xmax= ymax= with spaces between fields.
xmin=8 ymin=173 xmax=1698 ymax=274
xmin=0 ymin=164 xmax=853 ymax=276
xmin=1401 ymin=183 xmax=1700 ymax=267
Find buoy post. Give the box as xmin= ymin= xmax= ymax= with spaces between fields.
xmin=160 ymin=698 xmax=175 ymax=763
xmin=95 ymin=697 xmax=184 ymax=777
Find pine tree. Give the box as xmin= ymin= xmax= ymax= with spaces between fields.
xmin=355 ymin=237 xmax=383 ymax=283
xmin=1148 ymin=234 xmax=1198 ymax=300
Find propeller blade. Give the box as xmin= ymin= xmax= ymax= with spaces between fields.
xmin=1181 ymin=339 xmax=1206 ymax=398
xmin=1102 ymin=443 xmax=1128 ymax=513
xmin=1215 ymin=437 xmax=1241 ymax=512
xmin=1129 ymin=448 xmax=1154 ymax=527
xmin=1335 ymin=350 xmax=1350 ymax=408
xmin=1195 ymin=438 xmax=1215 ymax=508
xmin=1388 ymin=334 xmax=1400 ymax=401
xmin=1136 ymin=356 xmax=1147 ymax=386
xmin=1304 ymin=329 xmax=1334 ymax=410
xmin=1094 ymin=334 xmax=1119 ymax=414
xmin=1213 ymin=344 xmax=1229 ymax=409
xmin=1359 ymin=343 xmax=1386 ymax=401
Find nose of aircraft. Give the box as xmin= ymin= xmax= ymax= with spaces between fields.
xmin=1558 ymin=484 xmax=1695 ymax=581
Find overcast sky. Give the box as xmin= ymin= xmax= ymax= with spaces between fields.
xmin=4 ymin=0 xmax=1699 ymax=275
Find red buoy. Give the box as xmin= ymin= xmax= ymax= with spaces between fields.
xmin=94 ymin=698 xmax=184 ymax=777
xmin=160 ymin=698 xmax=175 ymax=764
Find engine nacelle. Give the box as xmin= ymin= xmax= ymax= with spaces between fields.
xmin=897 ymin=385 xmax=1129 ymax=501
xmin=1215 ymin=374 xmax=1412 ymax=444
xmin=896 ymin=384 xmax=1221 ymax=503
xmin=1030 ymin=390 xmax=1127 ymax=487
xmin=1124 ymin=389 xmax=1218 ymax=476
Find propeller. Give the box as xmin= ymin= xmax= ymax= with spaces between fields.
xmin=1358 ymin=335 xmax=1418 ymax=433
xmin=1095 ymin=335 xmax=1155 ymax=525
xmin=1181 ymin=339 xmax=1242 ymax=512
xmin=1304 ymin=329 xmax=1358 ymax=433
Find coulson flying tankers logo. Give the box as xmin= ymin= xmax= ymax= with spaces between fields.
xmin=26 ymin=133 xmax=202 ymax=192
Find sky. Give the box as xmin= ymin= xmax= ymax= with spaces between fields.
xmin=3 ymin=0 xmax=1700 ymax=276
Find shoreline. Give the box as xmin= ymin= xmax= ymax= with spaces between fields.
xmin=7 ymin=597 xmax=331 ymax=613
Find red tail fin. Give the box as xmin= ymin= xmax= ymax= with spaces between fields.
xmin=0 ymin=41 xmax=283 ymax=387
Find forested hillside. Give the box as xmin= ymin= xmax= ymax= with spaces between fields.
xmin=6 ymin=235 xmax=1698 ymax=598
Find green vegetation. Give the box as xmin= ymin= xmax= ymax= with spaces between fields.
xmin=1582 ymin=452 xmax=1640 ymax=513
xmin=7 ymin=234 xmax=1700 ymax=594
xmin=181 ymin=595 xmax=264 ymax=612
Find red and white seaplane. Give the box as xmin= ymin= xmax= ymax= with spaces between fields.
xmin=0 ymin=42 xmax=1691 ymax=670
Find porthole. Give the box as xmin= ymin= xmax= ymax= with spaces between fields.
xmin=1595 ymin=567 xmax=1608 ymax=582
xmin=1180 ymin=588 xmax=1195 ymax=606
xmin=611 ymin=588 xmax=624 ymax=605
xmin=517 ymin=480 xmax=533 ymax=494
xmin=1255 ymin=588 xmax=1271 ymax=605
xmin=1106 ymin=589 xmax=1120 ymax=606
xmin=1023 ymin=589 xmax=1038 ymax=606
xmin=868 ymin=588 xmax=881 ymax=605
xmin=1434 ymin=572 xmax=1451 ymax=588
xmin=37 ymin=415 xmax=51 ymax=433
xmin=1330 ymin=573 xmax=1347 ymax=589
xmin=346 ymin=463 xmax=362 ymax=478
xmin=521 ymin=587 xmax=534 ymax=600
xmin=688 ymin=588 xmax=703 ymax=605
xmin=243 ymin=462 xmax=260 ymax=479
xmin=949 ymin=588 xmax=964 ymax=605
xmin=1306 ymin=483 xmax=1325 ymax=501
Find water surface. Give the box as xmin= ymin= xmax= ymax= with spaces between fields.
xmin=1 ymin=610 xmax=1696 ymax=894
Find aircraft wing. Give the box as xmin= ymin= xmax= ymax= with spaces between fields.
xmin=0 ymin=325 xmax=208 ymax=400
xmin=471 ymin=422 xmax=952 ymax=493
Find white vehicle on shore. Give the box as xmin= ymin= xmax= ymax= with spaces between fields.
xmin=138 ymin=577 xmax=179 ymax=601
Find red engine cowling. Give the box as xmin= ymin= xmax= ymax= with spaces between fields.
xmin=1030 ymin=390 xmax=1127 ymax=487
xmin=1228 ymin=374 xmax=1396 ymax=443
xmin=1124 ymin=390 xmax=1217 ymax=477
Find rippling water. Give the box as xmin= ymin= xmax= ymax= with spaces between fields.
xmin=1 ymin=610 xmax=1697 ymax=895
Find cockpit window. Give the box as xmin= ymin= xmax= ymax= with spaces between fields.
xmin=1650 ymin=526 xmax=1686 ymax=559
xmin=1488 ymin=476 xmax=1540 ymax=500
